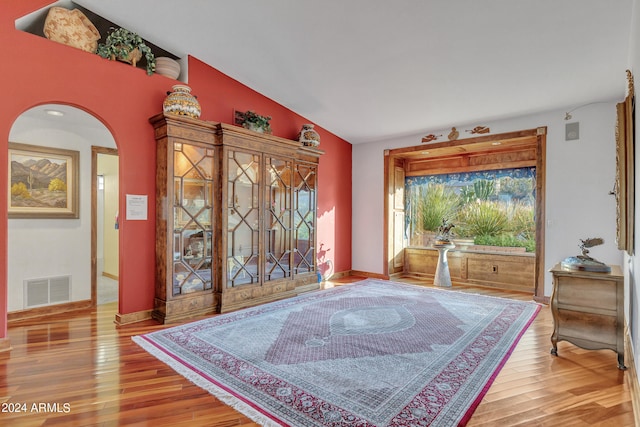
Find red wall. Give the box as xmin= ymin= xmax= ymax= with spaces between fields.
xmin=0 ymin=0 xmax=352 ymax=340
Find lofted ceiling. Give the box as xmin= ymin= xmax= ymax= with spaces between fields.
xmin=38 ymin=1 xmax=638 ymax=144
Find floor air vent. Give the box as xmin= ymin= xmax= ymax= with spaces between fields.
xmin=24 ymin=275 xmax=71 ymax=308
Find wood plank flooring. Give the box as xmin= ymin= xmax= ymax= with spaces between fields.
xmin=0 ymin=275 xmax=634 ymax=426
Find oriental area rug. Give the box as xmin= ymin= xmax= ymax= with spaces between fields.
xmin=133 ymin=279 xmax=540 ymax=426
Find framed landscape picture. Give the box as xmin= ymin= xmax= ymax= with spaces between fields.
xmin=8 ymin=142 xmax=79 ymax=219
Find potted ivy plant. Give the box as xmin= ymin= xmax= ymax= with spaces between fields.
xmin=234 ymin=110 xmax=272 ymax=134
xmin=97 ymin=27 xmax=156 ymax=75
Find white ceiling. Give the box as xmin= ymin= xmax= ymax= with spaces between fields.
xmin=61 ymin=1 xmax=635 ymax=144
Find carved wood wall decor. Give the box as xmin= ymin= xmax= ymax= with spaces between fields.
xmin=421 ymin=126 xmax=489 ymax=143
xmin=421 ymin=134 xmax=441 ymax=143
xmin=466 ymin=126 xmax=491 ymax=134
xmin=614 ymin=70 xmax=635 ymax=255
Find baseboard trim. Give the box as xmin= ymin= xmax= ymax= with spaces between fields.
xmin=325 ymin=270 xmax=351 ymax=280
xmin=8 ymin=300 xmax=93 ymax=324
xmin=625 ymin=324 xmax=640 ymax=425
xmin=348 ymin=270 xmax=389 ymax=280
xmin=115 ymin=309 xmax=153 ymax=326
xmin=102 ymin=272 xmax=119 ymax=281
xmin=534 ymin=295 xmax=550 ymax=304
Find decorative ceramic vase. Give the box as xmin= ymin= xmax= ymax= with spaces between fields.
xmin=163 ymin=85 xmax=201 ymax=119
xmin=155 ymin=57 xmax=181 ymax=79
xmin=298 ymin=124 xmax=320 ymax=147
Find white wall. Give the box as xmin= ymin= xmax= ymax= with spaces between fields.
xmin=7 ymin=109 xmax=115 ymax=311
xmin=353 ymin=103 xmax=624 ymax=297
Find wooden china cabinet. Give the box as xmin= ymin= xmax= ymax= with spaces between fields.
xmin=150 ymin=113 xmax=322 ymax=323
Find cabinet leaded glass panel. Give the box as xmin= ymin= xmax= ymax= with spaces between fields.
xmin=265 ymin=157 xmax=292 ymax=281
xmin=172 ymin=142 xmax=214 ymax=296
xmin=227 ymin=150 xmax=260 ymax=287
xmin=294 ymin=163 xmax=316 ymax=274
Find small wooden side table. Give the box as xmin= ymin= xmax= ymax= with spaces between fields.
xmin=549 ymin=263 xmax=625 ymax=369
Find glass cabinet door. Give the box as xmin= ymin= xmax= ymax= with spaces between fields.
xmin=227 ymin=150 xmax=261 ymax=287
xmin=293 ymin=163 xmax=317 ymax=275
xmin=265 ymin=157 xmax=292 ymax=281
xmin=172 ymin=143 xmax=214 ymax=296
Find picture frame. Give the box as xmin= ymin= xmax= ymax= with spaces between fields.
xmin=8 ymin=142 xmax=79 ymax=219
xmin=614 ymin=70 xmax=635 ymax=255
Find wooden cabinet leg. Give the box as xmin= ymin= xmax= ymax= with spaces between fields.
xmin=618 ymin=353 xmax=627 ymax=370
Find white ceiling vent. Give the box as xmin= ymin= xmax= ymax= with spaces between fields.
xmin=24 ymin=275 xmax=71 ymax=308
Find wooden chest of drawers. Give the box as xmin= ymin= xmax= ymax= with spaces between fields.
xmin=549 ymin=263 xmax=625 ymax=369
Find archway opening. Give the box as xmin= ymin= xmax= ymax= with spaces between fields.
xmin=8 ymin=104 xmax=118 ymax=320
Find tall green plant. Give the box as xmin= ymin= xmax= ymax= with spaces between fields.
xmin=508 ymin=202 xmax=536 ymax=240
xmin=499 ymin=176 xmax=535 ymax=200
xmin=417 ymin=184 xmax=459 ymax=232
xmin=459 ymin=186 xmax=475 ymax=204
xmin=473 ymin=179 xmax=495 ymax=200
xmin=457 ymin=200 xmax=508 ymax=236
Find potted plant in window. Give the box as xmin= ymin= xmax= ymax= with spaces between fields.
xmin=96 ymin=27 xmax=156 ymax=75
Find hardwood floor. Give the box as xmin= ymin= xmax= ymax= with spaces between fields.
xmin=0 ymin=276 xmax=634 ymax=426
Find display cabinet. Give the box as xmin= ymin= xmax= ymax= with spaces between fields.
xmin=219 ymin=124 xmax=321 ymax=312
xmin=150 ymin=113 xmax=322 ymax=322
xmin=151 ymin=116 xmax=219 ymax=323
